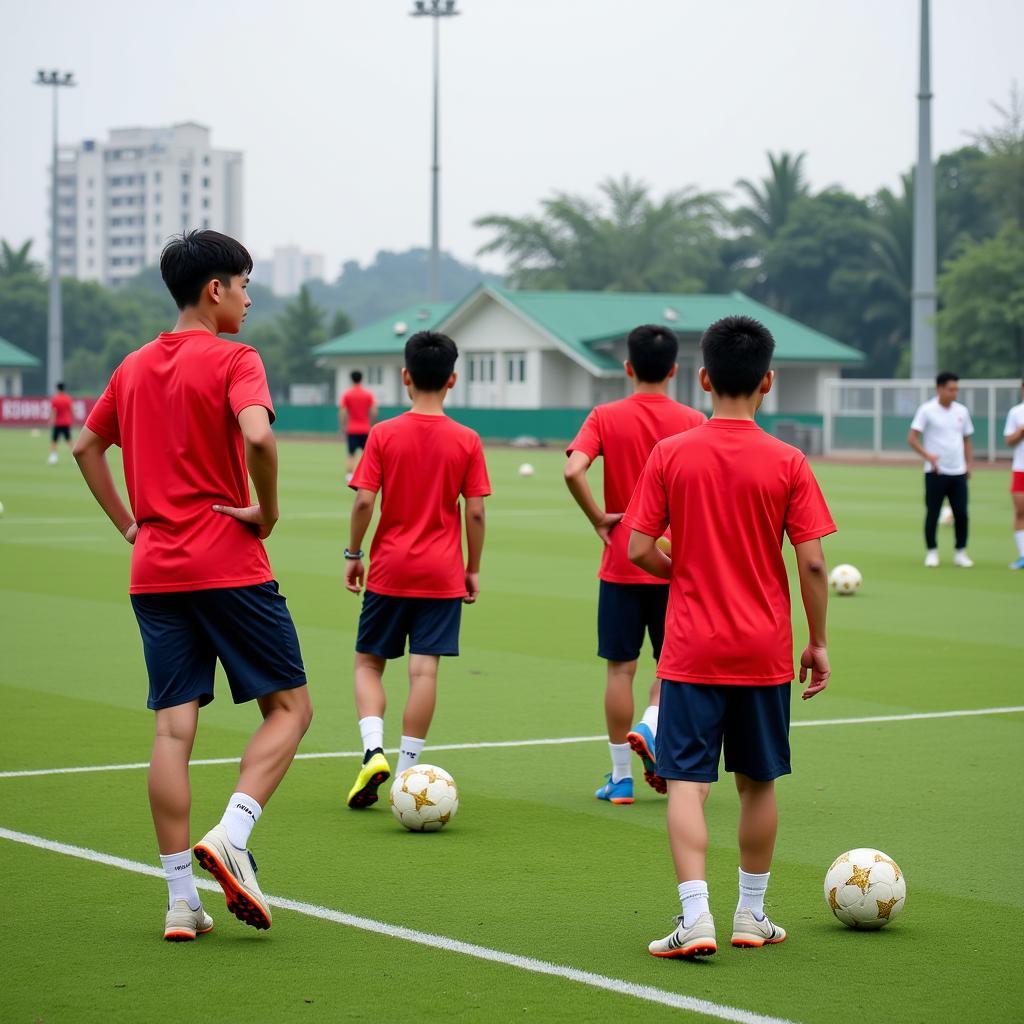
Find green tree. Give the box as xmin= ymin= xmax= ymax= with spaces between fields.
xmin=970 ymin=84 xmax=1024 ymax=227
xmin=275 ymin=285 xmax=328 ymax=387
xmin=0 ymin=239 xmax=39 ymax=278
xmin=734 ymin=151 xmax=809 ymax=243
xmin=329 ymin=308 xmax=353 ymax=340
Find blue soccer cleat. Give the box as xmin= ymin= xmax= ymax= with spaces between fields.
xmin=627 ymin=722 xmax=666 ymax=794
xmin=1010 ymin=556 xmax=1024 ymax=571
xmin=595 ymin=773 xmax=634 ymax=804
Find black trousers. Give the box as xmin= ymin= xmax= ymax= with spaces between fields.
xmin=924 ymin=472 xmax=968 ymax=550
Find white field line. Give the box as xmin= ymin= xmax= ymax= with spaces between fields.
xmin=0 ymin=826 xmax=798 ymax=1024
xmin=1 ymin=706 xmax=1021 ymax=781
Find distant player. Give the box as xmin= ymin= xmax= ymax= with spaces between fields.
xmin=908 ymin=372 xmax=974 ymax=568
xmin=344 ymin=331 xmax=489 ymax=809
xmin=339 ymin=370 xmax=378 ymax=481
xmin=73 ymin=230 xmax=313 ymax=941
xmin=48 ymin=381 xmax=74 ymax=464
xmin=624 ymin=315 xmax=834 ymax=958
xmin=564 ymin=324 xmax=704 ymax=804
xmin=1004 ymin=378 xmax=1024 ymax=570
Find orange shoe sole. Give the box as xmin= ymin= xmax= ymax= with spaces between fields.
xmin=163 ymin=920 xmax=213 ymax=942
xmin=193 ymin=843 xmax=271 ymax=931
xmin=731 ymin=935 xmax=786 ymax=948
xmin=650 ymin=941 xmax=717 ymax=959
xmin=626 ymin=731 xmax=667 ymax=794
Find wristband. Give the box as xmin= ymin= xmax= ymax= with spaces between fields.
xmin=344 ymin=548 xmax=364 ymax=560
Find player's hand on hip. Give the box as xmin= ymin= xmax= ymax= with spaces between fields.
xmin=123 ymin=521 xmax=139 ymax=545
xmin=594 ymin=512 xmax=623 ymax=547
xmin=212 ymin=503 xmax=277 ymax=540
xmin=799 ymin=644 xmax=830 ymax=699
xmin=464 ymin=571 xmax=480 ymax=604
xmin=926 ymin=453 xmax=939 ymax=471
xmin=345 ymin=558 xmax=364 ymax=594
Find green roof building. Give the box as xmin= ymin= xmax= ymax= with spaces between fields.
xmin=313 ymin=286 xmax=863 ymax=416
xmin=0 ymin=336 xmax=41 ymax=398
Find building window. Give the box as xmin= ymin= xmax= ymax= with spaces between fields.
xmin=181 ymin=192 xmax=189 ymax=205
xmin=202 ymin=197 xmax=209 ymax=208
xmin=154 ymin=192 xmax=161 ymax=205
xmin=154 ymin=213 xmax=161 ymax=225
xmin=203 ymin=218 xmax=210 ymax=228
xmin=469 ymin=354 xmax=495 ymax=384
xmin=181 ymin=173 xmax=190 ymax=185
xmin=507 ymin=352 xmax=527 ymax=384
xmin=203 ymin=155 xmax=210 ymax=165
xmin=154 ymin=171 xmax=161 ymax=184
xmin=202 ymin=176 xmax=209 ymax=188
xmin=367 ymin=366 xmax=384 ymax=386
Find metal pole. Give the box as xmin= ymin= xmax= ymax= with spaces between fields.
xmin=48 ymin=82 xmax=63 ymax=393
xmin=911 ymin=0 xmax=937 ymax=380
xmin=430 ymin=13 xmax=441 ymax=302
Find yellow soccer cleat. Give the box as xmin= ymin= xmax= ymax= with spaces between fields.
xmin=347 ymin=751 xmax=391 ymax=809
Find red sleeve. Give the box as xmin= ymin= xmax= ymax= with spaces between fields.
xmin=229 ymin=348 xmax=275 ymax=424
xmin=461 ymin=435 xmax=492 ymax=498
xmin=621 ymin=446 xmax=669 ymax=538
xmin=349 ymin=427 xmax=382 ymax=492
xmin=340 ymin=390 xmax=351 ymax=412
xmin=785 ymin=457 xmax=837 ymax=545
xmin=566 ymin=408 xmax=602 ymax=461
xmin=84 ymin=368 xmax=121 ymax=446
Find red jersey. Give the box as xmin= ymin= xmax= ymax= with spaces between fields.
xmin=350 ymin=412 xmax=491 ymax=598
xmin=51 ymin=392 xmax=73 ymax=427
xmin=623 ymin=419 xmax=835 ymax=685
xmin=85 ymin=331 xmax=276 ymax=595
xmin=567 ymin=392 xmax=705 ymax=584
xmin=341 ymin=386 xmax=375 ymax=435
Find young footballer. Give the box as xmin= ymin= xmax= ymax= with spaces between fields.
xmin=73 ymin=230 xmax=313 ymax=941
xmin=623 ymin=316 xmax=834 ymax=958
xmin=48 ymin=381 xmax=74 ymax=464
xmin=344 ymin=331 xmax=489 ymax=809
xmin=340 ymin=369 xmax=378 ymax=481
xmin=1004 ymin=379 xmax=1024 ymax=570
xmin=564 ymin=324 xmax=704 ymax=803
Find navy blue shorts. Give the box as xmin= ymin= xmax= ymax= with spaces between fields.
xmin=597 ymin=581 xmax=668 ymax=662
xmin=130 ymin=581 xmax=307 ymax=711
xmin=656 ymin=680 xmax=792 ymax=783
xmin=347 ymin=432 xmax=369 ymax=455
xmin=356 ymin=591 xmax=462 ymax=659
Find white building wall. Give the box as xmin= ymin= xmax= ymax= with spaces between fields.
xmin=775 ymin=366 xmax=831 ymax=413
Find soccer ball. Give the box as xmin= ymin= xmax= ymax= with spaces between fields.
xmin=389 ymin=764 xmax=459 ymax=832
xmin=829 ymin=564 xmax=862 ymax=595
xmin=939 ymin=504 xmax=954 ymax=526
xmin=824 ymin=848 xmax=906 ymax=929
xmin=518 ymin=463 xmax=535 ymax=477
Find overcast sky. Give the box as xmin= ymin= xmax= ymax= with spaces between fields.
xmin=2 ymin=0 xmax=1020 ymax=278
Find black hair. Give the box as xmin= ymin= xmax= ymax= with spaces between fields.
xmin=404 ymin=331 xmax=458 ymax=391
xmin=56 ymin=381 xmax=65 ymax=391
xmin=351 ymin=370 xmax=363 ymax=384
xmin=159 ymin=229 xmax=253 ymax=310
xmin=700 ymin=315 xmax=775 ymax=397
xmin=936 ymin=371 xmax=959 ymax=387
xmin=626 ymin=324 xmax=679 ymax=383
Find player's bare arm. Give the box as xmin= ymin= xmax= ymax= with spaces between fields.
xmin=906 ymin=428 xmax=938 ymax=470
xmin=795 ymin=537 xmax=830 ymax=699
xmin=627 ymin=529 xmax=671 ymax=580
xmin=213 ymin=405 xmax=279 ymax=540
xmin=72 ymin=426 xmax=138 ymax=544
xmin=964 ymin=436 xmax=973 ymax=478
xmin=346 ymin=487 xmax=377 ymax=593
xmin=1007 ymin=424 xmax=1024 ymax=447
xmin=464 ymin=495 xmax=485 ymax=604
xmin=338 ymin=407 xmax=347 ymax=434
xmin=564 ymin=449 xmax=623 ymax=546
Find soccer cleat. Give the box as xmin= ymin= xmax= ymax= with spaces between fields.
xmin=924 ymin=550 xmax=940 ymax=568
xmin=347 ymin=750 xmax=391 ymax=809
xmin=626 ymin=723 xmax=665 ymax=794
xmin=594 ymin=773 xmax=634 ymax=804
xmin=953 ymin=550 xmax=974 ymax=568
xmin=193 ymin=824 xmax=272 ymax=931
xmin=731 ymin=908 xmax=787 ymax=948
xmin=163 ymin=899 xmax=214 ymax=942
xmin=648 ymin=913 xmax=717 ymax=958
xmin=1009 ymin=556 xmax=1024 ymax=571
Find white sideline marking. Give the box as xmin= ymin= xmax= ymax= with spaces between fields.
xmin=0 ymin=826 xmax=798 ymax=1024
xmin=1 ymin=706 xmax=1021 ymax=781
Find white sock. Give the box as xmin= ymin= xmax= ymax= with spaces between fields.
xmin=359 ymin=715 xmax=385 ymax=754
xmin=737 ymin=868 xmax=770 ymax=920
xmin=397 ymin=735 xmax=425 ymax=775
xmin=160 ymin=849 xmax=200 ymax=911
xmin=640 ymin=704 xmax=659 ymax=736
xmin=220 ymin=792 xmax=262 ymax=850
xmin=609 ymin=742 xmax=632 ymax=783
xmin=1015 ymin=530 xmax=1024 ymax=557
xmin=678 ymin=880 xmax=710 ymax=928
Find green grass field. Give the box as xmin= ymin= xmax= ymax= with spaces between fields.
xmin=1 ymin=428 xmax=1021 ymax=1024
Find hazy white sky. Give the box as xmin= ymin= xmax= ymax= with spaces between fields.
xmin=1 ymin=0 xmax=1020 ymax=278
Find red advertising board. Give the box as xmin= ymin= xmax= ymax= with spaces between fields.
xmin=0 ymin=396 xmax=97 ymax=426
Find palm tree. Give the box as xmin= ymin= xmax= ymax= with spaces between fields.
xmin=734 ymin=152 xmax=809 ymax=242
xmin=0 ymin=239 xmax=38 ymax=278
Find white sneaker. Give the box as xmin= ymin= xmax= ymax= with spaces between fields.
xmin=163 ymin=899 xmax=213 ymax=941
xmin=648 ymin=912 xmax=717 ymax=958
xmin=47 ymin=452 xmax=58 ymax=465
xmin=193 ymin=824 xmax=272 ymax=930
xmin=924 ymin=550 xmax=939 ymax=568
xmin=731 ymin=907 xmax=787 ymax=948
xmin=953 ymin=551 xmax=974 ymax=568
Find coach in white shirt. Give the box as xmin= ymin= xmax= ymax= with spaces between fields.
xmin=908 ymin=372 xmax=974 ymax=568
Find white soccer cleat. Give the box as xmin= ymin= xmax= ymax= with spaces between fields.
xmin=924 ymin=550 xmax=940 ymax=568
xmin=163 ymin=899 xmax=213 ymax=942
xmin=193 ymin=824 xmax=272 ymax=930
xmin=731 ymin=908 xmax=787 ymax=948
xmin=953 ymin=551 xmax=974 ymax=568
xmin=648 ymin=913 xmax=717 ymax=959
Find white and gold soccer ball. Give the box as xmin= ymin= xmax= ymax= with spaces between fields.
xmin=389 ymin=764 xmax=459 ymax=832
xmin=518 ymin=463 xmax=535 ymax=477
xmin=824 ymin=848 xmax=906 ymax=929
xmin=939 ymin=503 xmax=954 ymax=526
xmin=829 ymin=564 xmax=862 ymax=595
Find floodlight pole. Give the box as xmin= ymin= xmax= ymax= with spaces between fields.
xmin=411 ymin=1 xmax=459 ymax=302
xmin=911 ymin=0 xmax=937 ymax=380
xmin=35 ymin=70 xmax=76 ymax=394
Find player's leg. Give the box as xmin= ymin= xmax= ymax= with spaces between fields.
xmin=948 ymin=474 xmax=972 ymax=565
xmin=48 ymin=426 xmax=59 ymax=464
xmin=923 ymin=473 xmax=943 ymax=564
xmin=1010 ymin=490 xmax=1024 ymax=569
xmin=627 ymin=585 xmax=668 ymax=793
